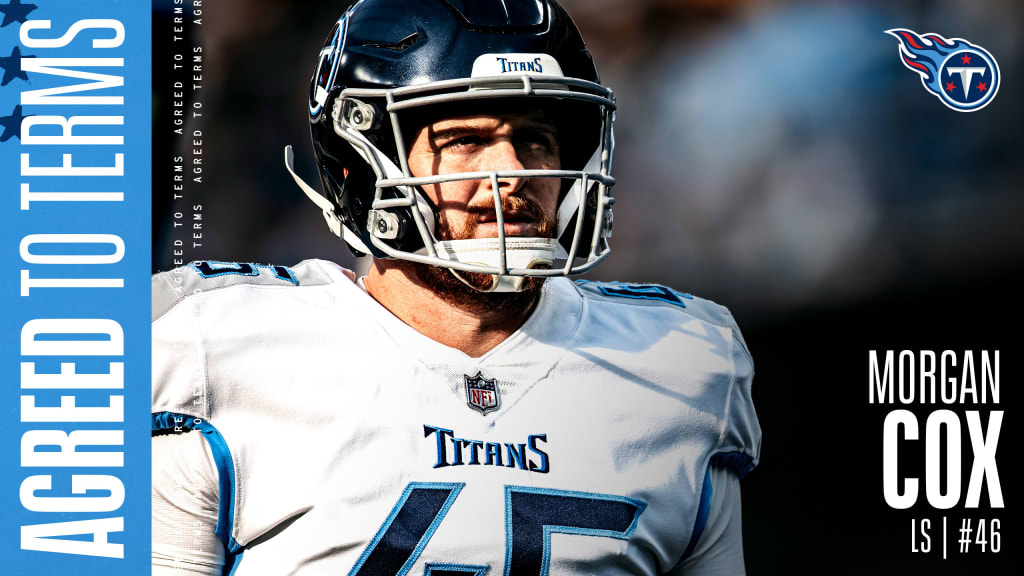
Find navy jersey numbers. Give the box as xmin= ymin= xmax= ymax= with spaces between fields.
xmin=349 ymin=483 xmax=645 ymax=576
xmin=579 ymin=281 xmax=693 ymax=308
xmin=190 ymin=261 xmax=299 ymax=285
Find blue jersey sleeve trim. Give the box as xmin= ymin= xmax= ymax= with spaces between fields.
xmin=153 ymin=412 xmax=245 ymax=574
xmin=225 ymin=550 xmax=245 ymax=576
xmin=681 ymin=465 xmax=714 ymax=561
xmin=711 ymin=451 xmax=755 ymax=480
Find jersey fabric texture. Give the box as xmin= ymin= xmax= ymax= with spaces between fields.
xmin=151 ymin=259 xmax=760 ymax=575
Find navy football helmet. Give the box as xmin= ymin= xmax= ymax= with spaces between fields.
xmin=285 ymin=0 xmax=616 ymax=291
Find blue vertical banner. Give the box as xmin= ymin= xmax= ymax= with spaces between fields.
xmin=0 ymin=0 xmax=151 ymax=573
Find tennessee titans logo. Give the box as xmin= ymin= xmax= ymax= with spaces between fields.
xmin=886 ymin=29 xmax=1000 ymax=112
xmin=309 ymin=18 xmax=344 ymax=117
xmin=309 ymin=0 xmax=367 ymax=117
xmin=464 ymin=372 xmax=500 ymax=415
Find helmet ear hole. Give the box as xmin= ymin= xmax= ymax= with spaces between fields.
xmin=336 ymin=98 xmax=381 ymax=133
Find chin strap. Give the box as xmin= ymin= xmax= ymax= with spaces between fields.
xmin=434 ymin=237 xmax=566 ymax=292
xmin=284 ymin=145 xmax=374 ymax=254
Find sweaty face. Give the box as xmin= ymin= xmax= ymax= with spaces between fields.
xmin=406 ymin=109 xmax=562 ymax=242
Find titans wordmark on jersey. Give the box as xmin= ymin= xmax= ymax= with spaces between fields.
xmin=152 ymin=259 xmax=760 ymax=575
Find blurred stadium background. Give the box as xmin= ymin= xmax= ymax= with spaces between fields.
xmin=153 ymin=1 xmax=1020 ymax=573
xmin=155 ymin=0 xmax=1022 ymax=324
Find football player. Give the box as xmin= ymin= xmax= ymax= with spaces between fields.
xmin=152 ymin=0 xmax=760 ymax=574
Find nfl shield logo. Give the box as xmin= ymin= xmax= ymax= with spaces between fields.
xmin=464 ymin=372 xmax=500 ymax=415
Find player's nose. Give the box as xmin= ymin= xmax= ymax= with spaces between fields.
xmin=484 ymin=140 xmax=528 ymax=196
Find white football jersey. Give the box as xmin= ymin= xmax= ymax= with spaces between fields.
xmin=152 ymin=259 xmax=760 ymax=575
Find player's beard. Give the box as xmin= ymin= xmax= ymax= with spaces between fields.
xmin=407 ymin=194 xmax=553 ymax=316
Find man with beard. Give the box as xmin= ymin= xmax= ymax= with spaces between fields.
xmin=151 ymin=0 xmax=760 ymax=574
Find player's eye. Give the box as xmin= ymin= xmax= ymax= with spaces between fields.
xmin=516 ymin=130 xmax=558 ymax=155
xmin=441 ymin=135 xmax=484 ymax=151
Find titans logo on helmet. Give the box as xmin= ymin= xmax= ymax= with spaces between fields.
xmin=886 ymin=29 xmax=1000 ymax=112
xmin=309 ymin=18 xmax=344 ymax=118
xmin=309 ymin=0 xmax=367 ymax=118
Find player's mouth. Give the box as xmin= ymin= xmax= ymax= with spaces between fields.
xmin=477 ymin=209 xmax=541 ymax=237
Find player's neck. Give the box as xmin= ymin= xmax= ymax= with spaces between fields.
xmin=364 ymin=260 xmax=540 ymax=358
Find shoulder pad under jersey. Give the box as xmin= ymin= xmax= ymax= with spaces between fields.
xmin=575 ymin=280 xmax=759 ymax=476
xmin=152 ymin=259 xmax=335 ymax=322
xmin=573 ymin=279 xmax=753 ymax=374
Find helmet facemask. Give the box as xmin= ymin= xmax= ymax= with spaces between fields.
xmin=290 ymin=75 xmax=615 ymax=292
xmin=287 ymin=0 xmax=615 ymax=292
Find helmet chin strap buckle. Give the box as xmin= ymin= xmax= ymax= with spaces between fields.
xmin=434 ymin=237 xmax=566 ymax=293
xmin=284 ymin=145 xmax=373 ymax=253
xmin=449 ymin=269 xmax=528 ymax=293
